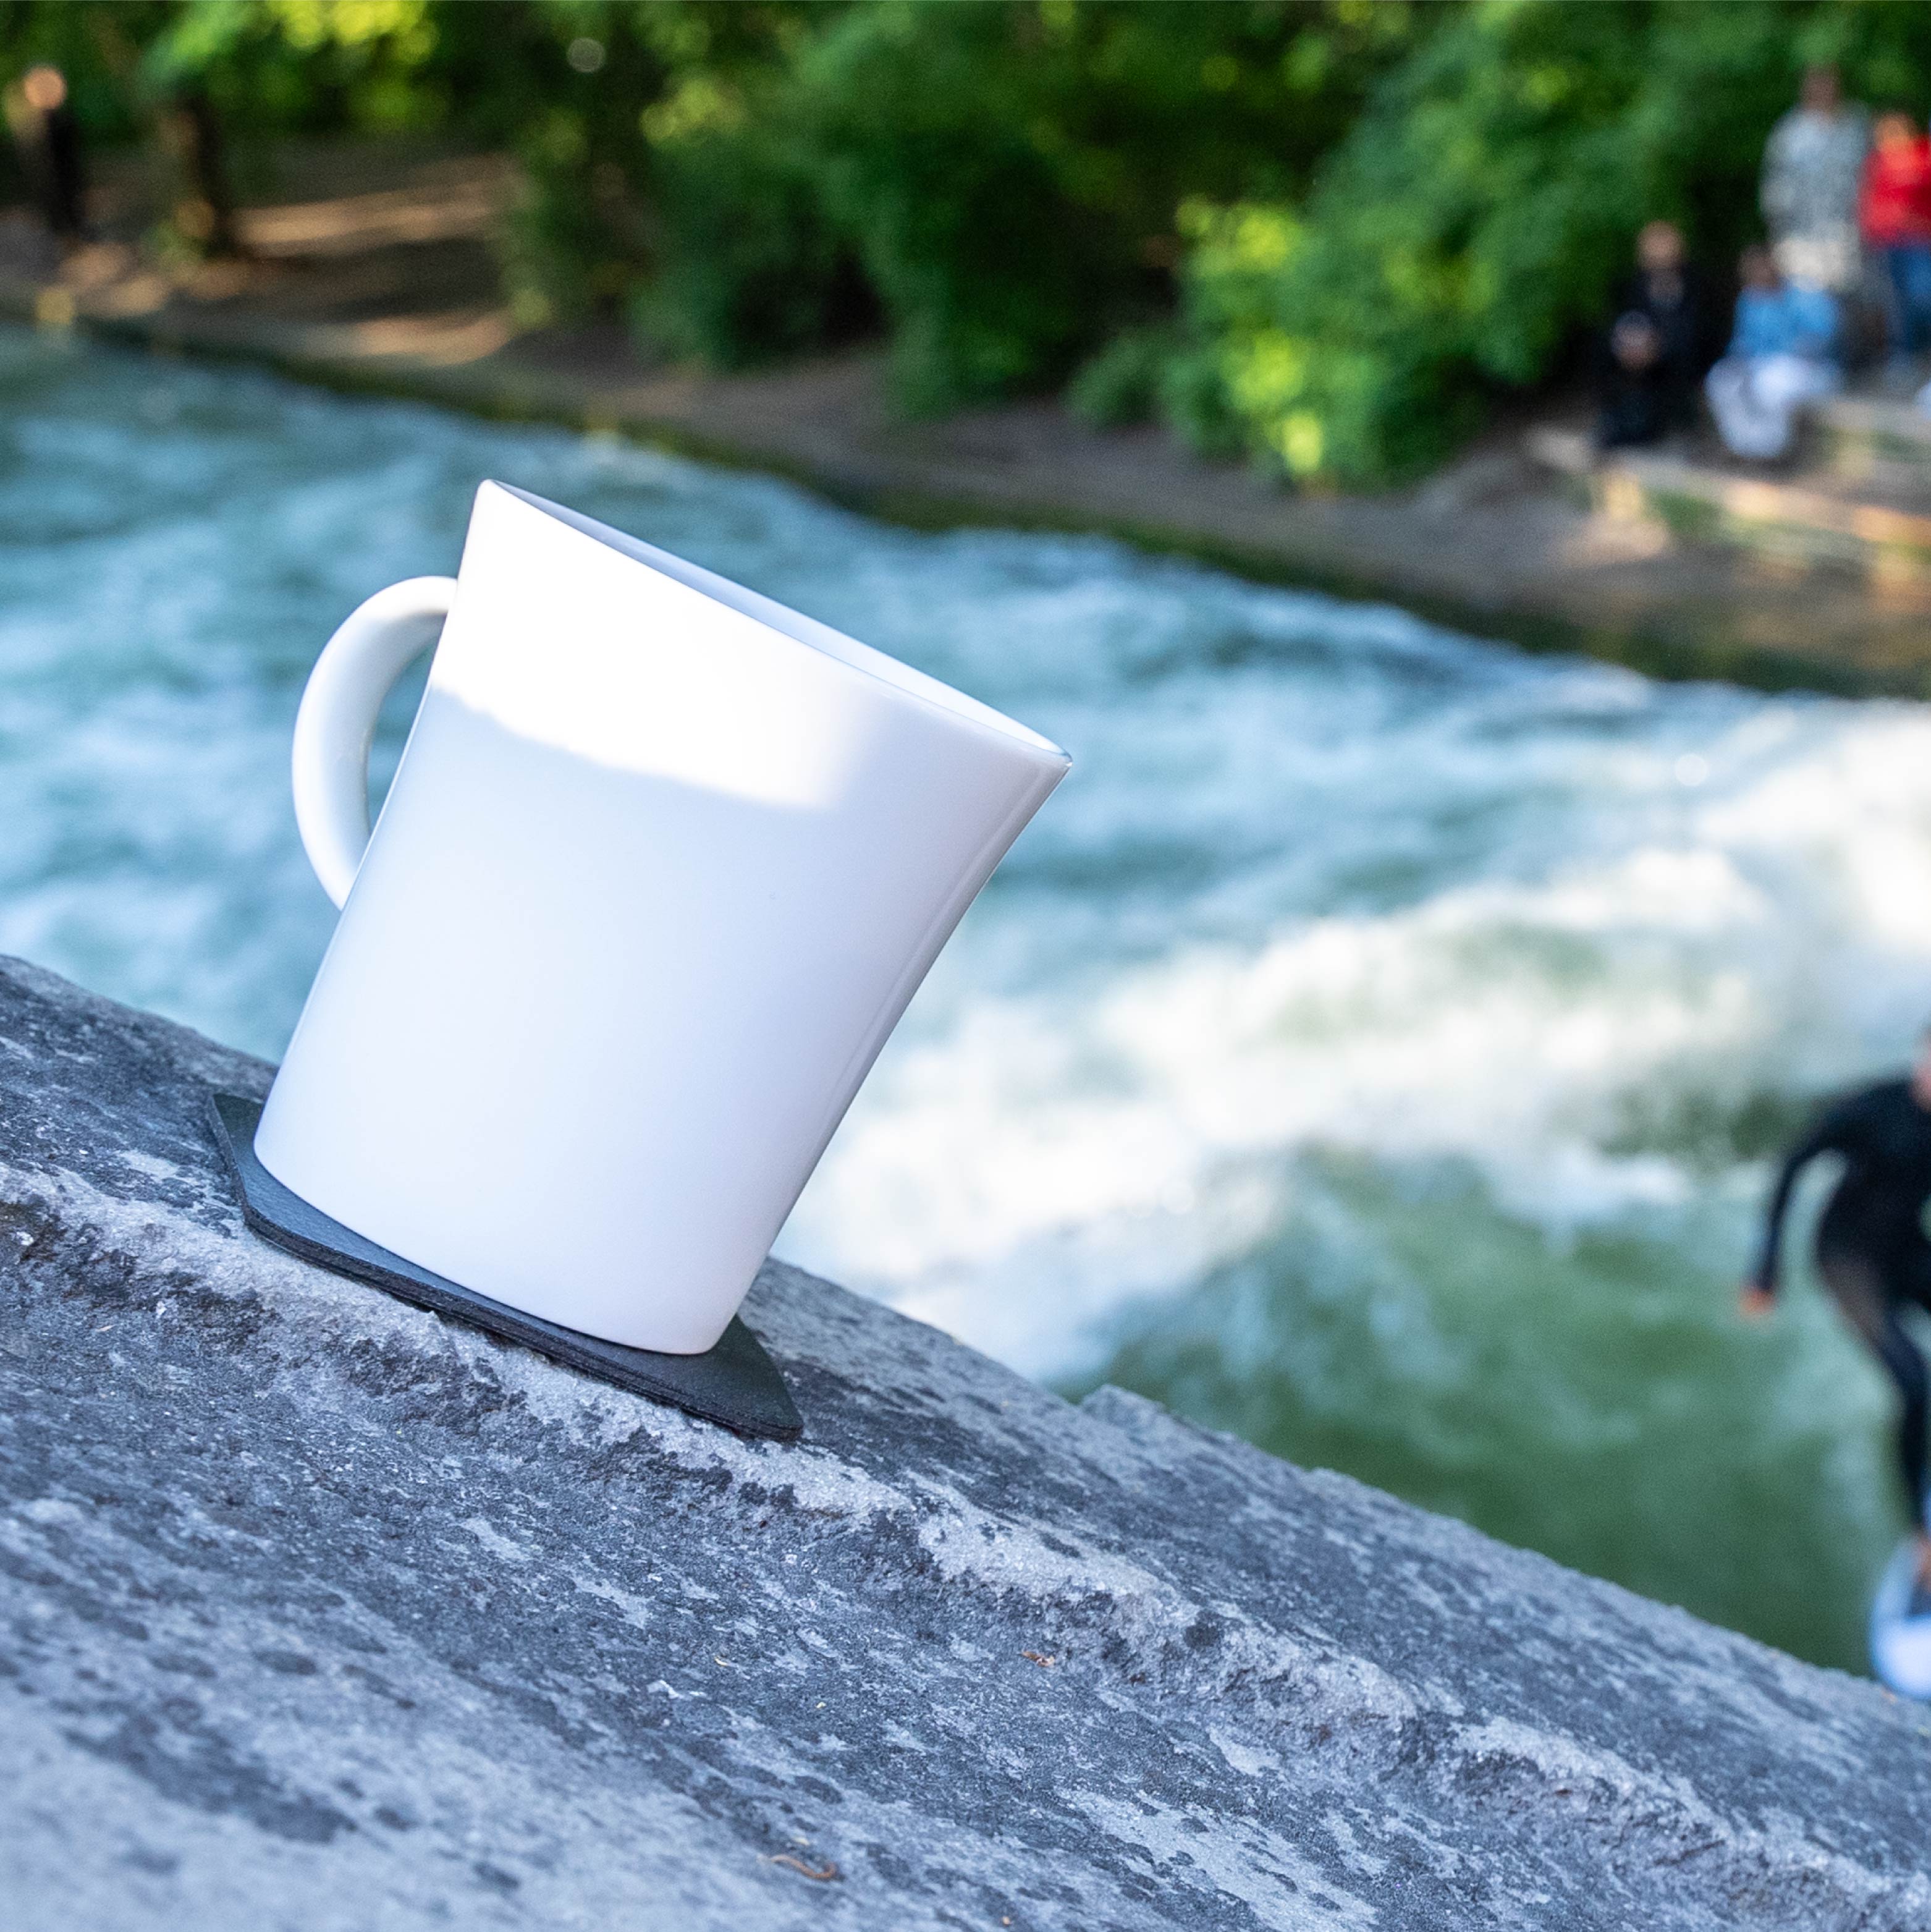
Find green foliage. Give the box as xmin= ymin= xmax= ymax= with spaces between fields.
xmin=634 ymin=115 xmax=860 ymax=367
xmin=141 ymin=0 xmax=440 ymax=125
xmin=767 ymin=0 xmax=1407 ymax=415
xmin=1177 ymin=0 xmax=1931 ymax=485
xmin=794 ymin=6 xmax=1100 ymax=414
xmin=493 ymin=5 xmax=822 ymax=332
xmin=1067 ymin=325 xmax=1174 ymax=430
xmin=481 ymin=8 xmax=664 ymax=328
xmin=10 ymin=1 xmax=1931 ymax=480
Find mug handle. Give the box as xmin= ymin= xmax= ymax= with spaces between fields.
xmin=292 ymin=575 xmax=458 ymax=909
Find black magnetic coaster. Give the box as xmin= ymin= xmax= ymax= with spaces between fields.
xmin=208 ymin=1091 xmax=801 ymax=1441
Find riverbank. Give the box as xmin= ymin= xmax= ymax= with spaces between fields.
xmin=6 ymin=138 xmax=1930 ymax=697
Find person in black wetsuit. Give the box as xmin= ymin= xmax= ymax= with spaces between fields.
xmin=1743 ymin=1035 xmax=1931 ymax=1592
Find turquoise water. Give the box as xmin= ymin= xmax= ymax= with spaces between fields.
xmin=6 ymin=323 xmax=1930 ymax=1671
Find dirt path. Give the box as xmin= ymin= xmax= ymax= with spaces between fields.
xmin=5 ymin=138 xmax=1925 ymax=695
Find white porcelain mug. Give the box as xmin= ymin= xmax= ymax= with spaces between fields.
xmin=255 ymin=481 xmax=1070 ymax=1353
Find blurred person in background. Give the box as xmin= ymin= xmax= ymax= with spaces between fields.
xmin=1764 ymin=63 xmax=1870 ymax=299
xmin=1743 ymin=1029 xmax=1931 ymax=1609
xmin=1705 ymin=245 xmax=1842 ymax=460
xmin=3 ymin=63 xmax=85 ymax=245
xmin=1859 ymin=109 xmax=1931 ymax=382
xmin=1594 ymin=219 xmax=1707 ymax=450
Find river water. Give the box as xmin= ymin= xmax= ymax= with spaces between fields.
xmin=6 ymin=323 xmax=1930 ymax=1671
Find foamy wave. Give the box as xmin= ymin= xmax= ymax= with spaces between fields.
xmin=781 ymin=706 xmax=1931 ymax=1373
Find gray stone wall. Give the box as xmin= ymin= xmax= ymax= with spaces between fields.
xmin=2 ymin=954 xmax=1927 ymax=1930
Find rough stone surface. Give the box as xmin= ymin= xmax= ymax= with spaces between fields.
xmin=2 ymin=953 xmax=1929 ymax=1931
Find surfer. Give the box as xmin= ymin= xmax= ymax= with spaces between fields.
xmin=1742 ymin=1031 xmax=1931 ymax=1599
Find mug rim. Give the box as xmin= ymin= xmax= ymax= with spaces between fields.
xmin=487 ymin=482 xmax=1071 ymax=769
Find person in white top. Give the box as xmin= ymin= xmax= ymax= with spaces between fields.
xmin=1762 ymin=63 xmax=1871 ymax=296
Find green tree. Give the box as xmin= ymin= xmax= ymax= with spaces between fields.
xmin=628 ymin=1 xmax=1419 ymax=403
xmin=740 ymin=0 xmax=1413 ymax=412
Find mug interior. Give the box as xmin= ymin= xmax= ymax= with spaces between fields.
xmin=493 ymin=483 xmax=1068 ymax=766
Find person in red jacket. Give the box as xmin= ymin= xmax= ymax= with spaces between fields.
xmin=1861 ymin=111 xmax=1931 ymax=371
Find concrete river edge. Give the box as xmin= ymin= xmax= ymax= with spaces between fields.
xmin=5 ymin=234 xmax=1931 ymax=701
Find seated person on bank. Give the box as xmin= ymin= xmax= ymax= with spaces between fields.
xmin=1704 ymin=245 xmax=1842 ymax=460
xmin=1595 ymin=219 xmax=1705 ymax=449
